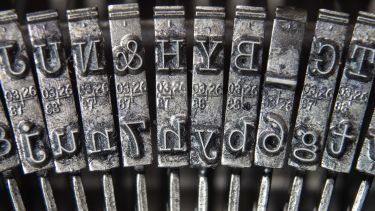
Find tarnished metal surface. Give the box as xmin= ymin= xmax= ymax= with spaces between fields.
xmin=190 ymin=6 xmax=225 ymax=168
xmin=254 ymin=8 xmax=306 ymax=211
xmin=0 ymin=100 xmax=19 ymax=172
xmin=154 ymin=6 xmax=189 ymax=211
xmin=0 ymin=82 xmax=24 ymax=210
xmin=288 ymin=9 xmax=350 ymax=171
xmin=0 ymin=9 xmax=54 ymax=174
xmin=321 ymin=11 xmax=375 ymax=173
xmin=356 ymin=108 xmax=375 ymax=175
xmin=286 ymin=10 xmax=349 ymax=211
xmin=67 ymin=7 xmax=119 ymax=172
xmin=222 ymin=6 xmax=266 ymax=168
xmin=108 ymin=5 xmax=150 ymax=211
xmin=254 ymin=7 xmax=307 ymax=169
xmin=108 ymin=3 xmax=152 ymax=167
xmin=154 ymin=6 xmax=189 ymax=168
xmin=352 ymin=108 xmax=375 ymax=211
xmin=67 ymin=7 xmax=118 ymax=211
xmin=27 ymin=10 xmax=86 ymax=174
xmin=0 ymin=93 xmax=24 ymax=211
xmin=0 ymin=17 xmax=57 ymax=206
xmin=222 ymin=6 xmax=266 ymax=211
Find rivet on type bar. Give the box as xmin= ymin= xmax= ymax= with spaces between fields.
xmin=221 ymin=6 xmax=266 ymax=211
xmin=67 ymin=7 xmax=120 ymax=211
xmin=190 ymin=6 xmax=225 ymax=211
xmin=253 ymin=7 xmax=307 ymax=211
xmin=319 ymin=11 xmax=375 ymax=211
xmin=286 ymin=9 xmax=350 ymax=211
xmin=108 ymin=3 xmax=153 ymax=211
xmin=154 ymin=5 xmax=189 ymax=211
xmin=0 ymin=9 xmax=57 ymax=211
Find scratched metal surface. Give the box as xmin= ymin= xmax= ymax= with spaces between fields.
xmin=321 ymin=11 xmax=375 ymax=174
xmin=0 ymin=22 xmax=364 ymax=211
xmin=288 ymin=9 xmax=350 ymax=172
xmin=26 ymin=10 xmax=87 ymax=174
xmin=254 ymin=8 xmax=307 ymax=169
xmin=109 ymin=3 xmax=153 ymax=168
xmin=221 ymin=6 xmax=266 ymax=169
xmin=357 ymin=108 xmax=375 ymax=176
xmin=154 ymin=6 xmax=190 ymax=168
xmin=0 ymin=100 xmax=19 ymax=173
xmin=0 ymin=1 xmax=375 ymax=211
xmin=0 ymin=10 xmax=54 ymax=175
xmin=190 ymin=6 xmax=226 ymax=169
xmin=67 ymin=8 xmax=119 ymax=172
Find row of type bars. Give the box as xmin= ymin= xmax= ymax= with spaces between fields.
xmin=0 ymin=3 xmax=374 ymax=211
xmin=2 ymin=0 xmax=375 ymax=22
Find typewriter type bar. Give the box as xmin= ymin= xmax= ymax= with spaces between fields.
xmin=108 ymin=4 xmax=151 ymax=211
xmin=26 ymin=10 xmax=88 ymax=211
xmin=154 ymin=5 xmax=188 ymax=168
xmin=286 ymin=9 xmax=350 ymax=211
xmin=221 ymin=6 xmax=266 ymax=211
xmin=67 ymin=7 xmax=119 ymax=210
xmin=319 ymin=11 xmax=375 ymax=211
xmin=254 ymin=7 xmax=307 ymax=211
xmin=190 ymin=6 xmax=225 ymax=211
xmin=108 ymin=3 xmax=152 ymax=168
xmin=154 ymin=5 xmax=189 ymax=211
xmin=190 ymin=5 xmax=225 ymax=170
xmin=0 ymin=9 xmax=57 ymax=210
xmin=351 ymin=107 xmax=375 ymax=211
xmin=0 ymin=100 xmax=25 ymax=211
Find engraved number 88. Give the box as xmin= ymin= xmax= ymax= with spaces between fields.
xmin=193 ymin=97 xmax=206 ymax=110
xmin=45 ymin=102 xmax=60 ymax=115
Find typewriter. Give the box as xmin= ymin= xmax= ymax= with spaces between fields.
xmin=0 ymin=0 xmax=374 ymax=211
